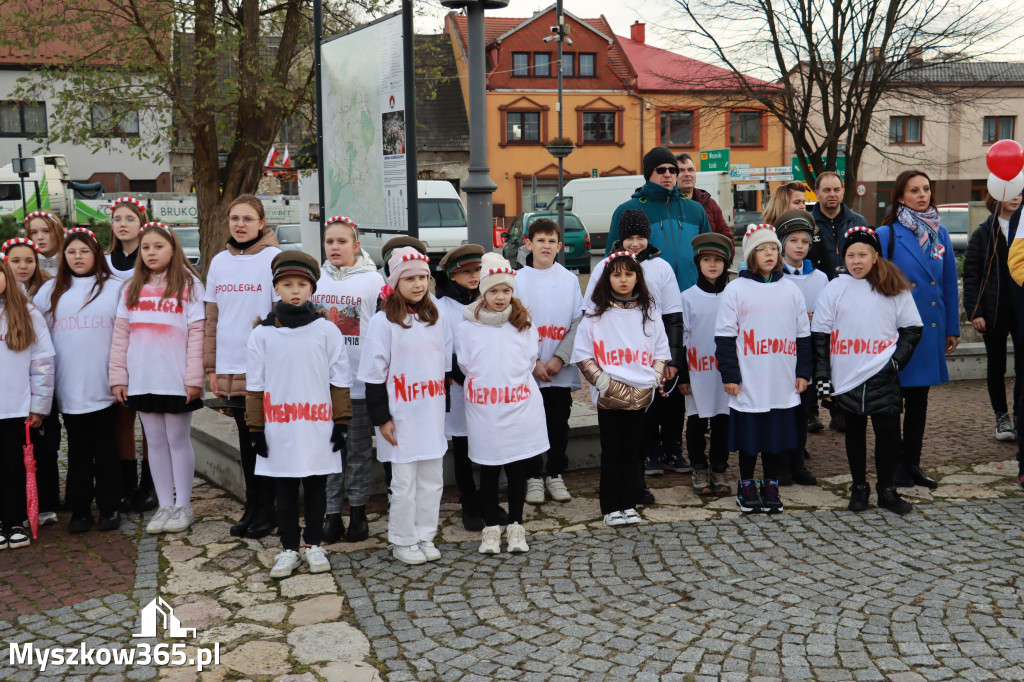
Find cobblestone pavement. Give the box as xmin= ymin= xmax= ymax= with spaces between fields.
xmin=338 ymin=498 xmax=1024 ymax=681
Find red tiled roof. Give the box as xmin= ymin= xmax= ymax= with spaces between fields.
xmin=616 ymin=35 xmax=774 ymax=92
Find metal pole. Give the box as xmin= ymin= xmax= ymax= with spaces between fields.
xmin=555 ymin=0 xmax=565 ymax=265
xmin=463 ymin=1 xmax=497 ymax=250
xmin=17 ymin=143 xmax=27 ymax=219
xmin=314 ymin=0 xmax=327 ymax=262
xmin=402 ymin=0 xmax=419 ymax=239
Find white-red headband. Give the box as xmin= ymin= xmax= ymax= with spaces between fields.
xmin=745 ymin=223 xmax=776 ymax=238
xmin=140 ymin=222 xmax=171 ymax=234
xmin=23 ymin=210 xmax=53 ymax=225
xmin=399 ymin=252 xmax=429 ymax=264
xmin=110 ymin=196 xmax=146 ymax=214
xmin=603 ymin=250 xmax=636 ymax=267
xmin=2 ymin=238 xmax=41 ymax=254
xmin=844 ymin=226 xmax=875 ymax=239
xmin=326 ymin=216 xmax=358 ymax=228
xmin=485 ymin=266 xmax=515 ymax=277
xmin=64 ymin=227 xmax=98 ymax=241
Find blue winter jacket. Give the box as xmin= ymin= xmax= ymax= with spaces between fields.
xmin=607 ymin=181 xmax=711 ymax=291
xmin=877 ymin=221 xmax=959 ymax=387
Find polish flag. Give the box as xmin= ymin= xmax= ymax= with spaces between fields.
xmin=264 ymin=147 xmax=279 ymax=167
xmin=282 ymin=145 xmax=291 ymax=168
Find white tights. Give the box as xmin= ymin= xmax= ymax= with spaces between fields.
xmin=139 ymin=411 xmax=195 ymax=508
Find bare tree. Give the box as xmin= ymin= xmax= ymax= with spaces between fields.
xmin=670 ymin=0 xmax=1013 ymax=202
xmin=1 ymin=0 xmax=386 ymax=273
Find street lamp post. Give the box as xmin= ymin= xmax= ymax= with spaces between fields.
xmin=441 ymin=0 xmax=508 ymax=251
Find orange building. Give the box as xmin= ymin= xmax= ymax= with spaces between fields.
xmin=445 ymin=6 xmax=786 ymax=225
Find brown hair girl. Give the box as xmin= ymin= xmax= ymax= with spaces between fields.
xmin=381 ymin=287 xmax=439 ymax=328
xmin=0 ymin=258 xmax=37 ymax=351
xmin=587 ymin=253 xmax=655 ymax=326
xmin=106 ymin=197 xmax=146 ymax=255
xmin=473 ymin=296 xmax=532 ymax=332
xmin=25 ymin=211 xmax=65 ymax=259
xmin=882 ymin=170 xmax=935 ymax=226
xmin=124 ymin=223 xmax=201 ymax=309
xmin=48 ymin=230 xmax=115 ymax=325
xmin=1 ymin=239 xmax=50 ymax=296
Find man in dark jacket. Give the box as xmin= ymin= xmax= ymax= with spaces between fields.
xmin=810 ymin=171 xmax=867 ymax=278
xmin=675 ymin=152 xmax=733 ymax=240
xmin=607 ymin=146 xmax=712 ymax=291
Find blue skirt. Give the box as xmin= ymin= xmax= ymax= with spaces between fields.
xmin=729 ymin=406 xmax=802 ymax=455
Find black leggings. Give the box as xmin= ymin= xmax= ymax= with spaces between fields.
xmin=479 ymin=460 xmax=527 ymax=526
xmin=901 ymin=386 xmax=929 ymax=464
xmin=275 ymin=474 xmax=327 ymax=550
xmin=31 ymin=408 xmax=61 ymax=513
xmin=450 ymin=435 xmax=477 ymax=506
xmin=230 ymin=407 xmax=275 ymax=508
xmin=738 ymin=452 xmax=781 ymax=481
xmin=598 ymin=409 xmax=644 ymax=515
xmin=983 ymin=319 xmax=1019 ymax=416
xmin=0 ymin=418 xmax=27 ymax=528
xmin=844 ymin=411 xmax=900 ymax=488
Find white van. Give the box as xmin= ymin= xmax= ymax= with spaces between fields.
xmin=563 ymin=171 xmax=732 ymax=253
xmin=0 ymin=155 xmax=75 ymax=222
xmin=359 ymin=181 xmax=469 ymax=265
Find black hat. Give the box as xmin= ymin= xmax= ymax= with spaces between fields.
xmin=618 ymin=209 xmax=651 ymax=240
xmin=841 ymin=226 xmax=880 ymax=257
xmin=643 ymin=146 xmax=678 ymax=181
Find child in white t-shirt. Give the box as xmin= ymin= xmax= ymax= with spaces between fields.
xmin=456 ymin=253 xmax=548 ymax=554
xmin=812 ymin=227 xmax=923 ymax=515
xmin=515 ymin=218 xmax=582 ymax=505
xmin=358 ymin=247 xmax=452 ymax=566
xmin=311 ymin=216 xmax=385 ymax=544
xmin=714 ymin=224 xmax=811 ymax=515
xmin=680 ymin=232 xmax=733 ymax=496
xmin=572 ymin=252 xmax=669 ymax=527
xmin=247 ymin=251 xmax=352 ymax=579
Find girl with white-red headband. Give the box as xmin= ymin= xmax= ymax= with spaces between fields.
xmin=105 ymin=197 xmax=146 ymax=279
xmin=34 ymin=228 xmax=123 ymax=533
xmin=357 ymin=247 xmax=452 ymax=566
xmin=108 ymin=222 xmax=205 ymax=536
xmin=24 ymin=211 xmax=64 ymax=276
xmin=1 ymin=238 xmax=50 ymax=296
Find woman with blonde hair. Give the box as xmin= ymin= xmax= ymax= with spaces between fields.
xmin=762 ymin=182 xmax=809 ymax=228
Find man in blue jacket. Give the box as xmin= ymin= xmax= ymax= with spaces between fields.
xmin=607 ymin=146 xmax=712 ymax=291
xmin=810 ymin=171 xmax=867 ymax=278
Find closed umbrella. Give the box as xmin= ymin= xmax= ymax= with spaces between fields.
xmin=23 ymin=421 xmax=39 ymax=539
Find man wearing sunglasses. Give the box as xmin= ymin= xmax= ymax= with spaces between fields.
xmin=607 ymin=146 xmax=712 ymax=292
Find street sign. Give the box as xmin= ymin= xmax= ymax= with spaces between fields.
xmin=731 ymin=166 xmax=795 ymax=181
xmin=700 ymin=148 xmax=730 ymax=172
xmin=11 ymin=157 xmax=35 ymax=177
xmin=792 ymin=156 xmax=846 ymax=182
xmin=735 ymin=182 xmax=765 ymax=191
xmin=856 ymin=183 xmax=867 ymax=197
xmin=591 ymin=168 xmax=598 ymax=178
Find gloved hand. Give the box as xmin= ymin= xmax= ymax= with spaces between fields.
xmin=594 ymin=372 xmax=611 ymax=397
xmin=331 ymin=423 xmax=348 ymax=453
xmin=251 ymin=431 xmax=268 ymax=458
xmin=815 ymin=378 xmax=832 ymax=400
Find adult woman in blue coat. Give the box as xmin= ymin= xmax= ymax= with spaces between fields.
xmin=876 ymin=170 xmax=959 ymax=489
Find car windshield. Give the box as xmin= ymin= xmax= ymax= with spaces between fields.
xmin=938 ymin=209 xmax=968 ymax=234
xmin=174 ymin=229 xmax=199 ymax=248
xmin=735 ymin=211 xmax=762 ymax=223
xmin=528 ymin=215 xmax=585 ymax=232
xmin=419 ymin=199 xmax=467 ymax=228
xmin=277 ymin=226 xmax=302 ymax=243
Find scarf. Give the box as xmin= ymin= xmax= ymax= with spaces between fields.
xmin=897 ymin=204 xmax=944 ymax=260
xmin=463 ymin=299 xmax=512 ymax=327
xmin=228 ymin=230 xmax=263 ymax=253
xmin=322 ymin=249 xmax=379 ymax=281
xmin=261 ymin=301 xmax=320 ymax=328
xmin=110 ymin=244 xmax=138 ymax=272
xmin=696 ymin=272 xmax=727 ymax=294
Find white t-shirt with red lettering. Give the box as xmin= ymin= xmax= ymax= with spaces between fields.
xmin=35 ymin=276 xmax=121 ymax=414
xmin=811 ymin=275 xmax=922 ymax=395
xmin=514 ymin=263 xmax=583 ymax=390
xmin=357 ymin=309 xmax=453 ymax=463
xmin=310 ymin=269 xmax=385 ymax=400
xmin=455 ymin=317 xmax=549 ymax=466
xmin=204 ymin=247 xmax=280 ymax=374
xmin=714 ymin=276 xmax=810 ymax=413
xmin=681 ymin=286 xmax=729 ymax=418
xmin=571 ymin=305 xmax=670 ymax=407
xmin=117 ymin=278 xmax=206 ymax=397
xmin=436 ymin=295 xmax=470 ymax=436
xmin=246 ymin=317 xmax=351 ymax=477
xmin=583 ymin=254 xmax=683 ymax=317
xmin=0 ymin=303 xmax=54 ymax=419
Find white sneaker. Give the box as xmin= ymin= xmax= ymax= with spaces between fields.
xmin=505 ymin=522 xmax=529 ymax=553
xmin=392 ymin=544 xmax=427 ymax=565
xmin=545 ymin=475 xmax=572 ymax=502
xmin=623 ymin=508 xmax=643 ymax=525
xmin=478 ymin=525 xmax=501 ymax=554
xmin=270 ymin=549 xmax=301 ymax=578
xmin=525 ymin=478 xmax=546 ymax=504
xmin=162 ymin=507 xmax=195 ymax=533
xmin=38 ymin=511 xmax=58 ymax=526
xmin=145 ymin=506 xmax=175 ymax=534
xmin=604 ymin=511 xmax=627 ymax=527
xmin=303 ymin=545 xmax=331 ymax=573
xmin=418 ymin=541 xmax=441 ymax=561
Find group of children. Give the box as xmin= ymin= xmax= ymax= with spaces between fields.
xmin=0 ymin=194 xmax=928 ymax=569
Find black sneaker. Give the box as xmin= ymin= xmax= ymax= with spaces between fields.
xmin=736 ymin=479 xmax=761 ymax=513
xmin=847 ymin=483 xmax=870 ymax=512
xmin=807 ymin=414 xmax=824 ymax=433
xmin=638 ymin=486 xmax=656 ymax=505
xmin=97 ymin=512 xmax=122 ymax=531
xmin=759 ymin=479 xmax=784 ymax=514
xmin=8 ymin=525 xmax=30 ymax=548
xmin=791 ymin=462 xmax=817 ymax=486
xmin=68 ymin=513 xmax=93 ymax=533
xmin=644 ymin=452 xmax=664 ymax=476
xmin=877 ymin=486 xmax=912 ymax=515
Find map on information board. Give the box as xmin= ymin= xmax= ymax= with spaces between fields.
xmin=320 ymin=12 xmax=408 ymax=231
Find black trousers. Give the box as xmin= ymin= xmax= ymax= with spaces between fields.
xmin=686 ymin=413 xmax=730 ymax=471
xmin=63 ymin=405 xmax=121 ymax=517
xmin=598 ymin=409 xmax=644 ymax=515
xmin=983 ymin=317 xmax=1020 ymax=416
xmin=526 ymin=387 xmax=572 ymax=478
xmin=450 ymin=435 xmax=478 ymax=507
xmin=844 ymin=411 xmax=900 ymax=488
xmin=642 ymin=387 xmax=685 ymax=457
xmin=0 ymin=418 xmax=28 ymax=528
xmin=276 ymin=474 xmax=327 ymax=550
xmin=480 ymin=459 xmax=527 ymax=526
xmin=230 ymin=407 xmax=275 ymax=508
xmin=901 ymin=386 xmax=930 ymax=465
xmin=31 ymin=407 xmax=61 ymax=513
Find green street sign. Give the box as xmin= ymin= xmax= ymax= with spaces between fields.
xmin=792 ymin=156 xmax=846 ymax=182
xmin=700 ymin=148 xmax=730 ymax=172
xmin=592 ymin=168 xmax=598 ymax=178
